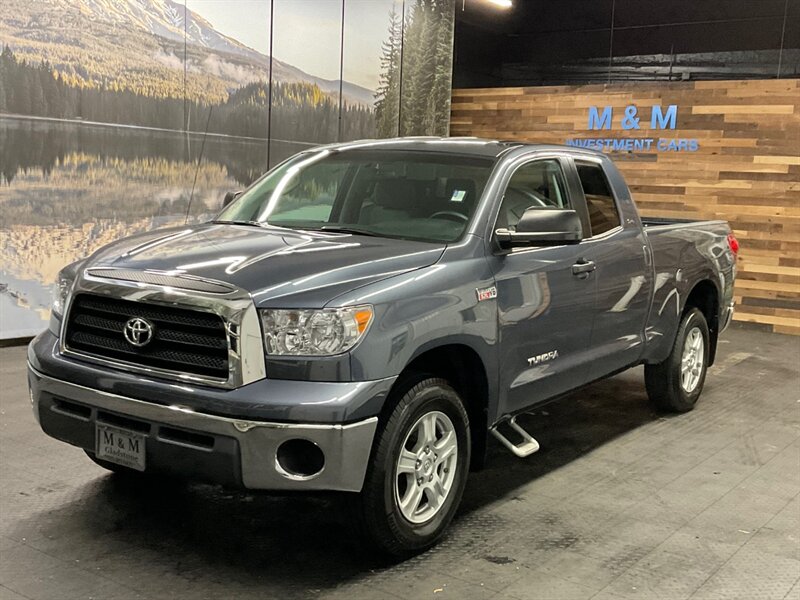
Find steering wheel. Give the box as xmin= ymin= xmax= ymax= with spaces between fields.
xmin=429 ymin=211 xmax=469 ymax=222
xmin=521 ymin=190 xmax=549 ymax=207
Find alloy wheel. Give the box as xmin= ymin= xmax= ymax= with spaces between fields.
xmin=680 ymin=326 xmax=705 ymax=393
xmin=394 ymin=410 xmax=458 ymax=524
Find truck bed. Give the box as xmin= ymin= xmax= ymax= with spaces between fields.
xmin=641 ymin=216 xmax=730 ymax=231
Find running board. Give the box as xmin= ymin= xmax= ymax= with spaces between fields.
xmin=490 ymin=416 xmax=540 ymax=458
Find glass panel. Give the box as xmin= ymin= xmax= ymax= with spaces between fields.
xmin=184 ymin=0 xmax=271 ymax=218
xmin=0 ymin=1 xmax=189 ymax=338
xmin=185 ymin=0 xmax=272 ymax=138
xmin=218 ymin=150 xmax=495 ymax=242
xmin=269 ymin=0 xmax=342 ymax=164
xmin=399 ymin=0 xmax=456 ymax=136
xmin=341 ymin=0 xmax=401 ymax=140
xmin=498 ymin=160 xmax=569 ymax=231
xmin=576 ymin=163 xmax=621 ymax=236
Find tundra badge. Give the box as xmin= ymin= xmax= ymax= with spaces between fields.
xmin=528 ymin=351 xmax=559 ymax=366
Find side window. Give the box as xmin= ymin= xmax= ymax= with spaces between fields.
xmin=576 ymin=163 xmax=621 ymax=236
xmin=497 ymin=159 xmax=569 ymax=231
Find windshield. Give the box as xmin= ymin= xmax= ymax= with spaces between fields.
xmin=215 ymin=149 xmax=495 ymax=243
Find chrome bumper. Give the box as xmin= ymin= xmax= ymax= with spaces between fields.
xmin=28 ymin=364 xmax=377 ymax=492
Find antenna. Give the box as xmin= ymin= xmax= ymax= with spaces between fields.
xmin=185 ymin=106 xmax=214 ymax=225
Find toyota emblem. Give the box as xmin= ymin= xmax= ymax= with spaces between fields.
xmin=123 ymin=317 xmax=155 ymax=347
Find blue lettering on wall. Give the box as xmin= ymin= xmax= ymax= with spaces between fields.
xmin=650 ymin=105 xmax=677 ymax=130
xmin=621 ymin=106 xmax=641 ymax=130
xmin=575 ymin=104 xmax=697 ymax=152
xmin=586 ymin=104 xmax=680 ymax=130
xmin=588 ymin=106 xmax=612 ymax=130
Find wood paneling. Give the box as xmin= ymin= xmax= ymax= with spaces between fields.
xmin=451 ymin=79 xmax=800 ymax=335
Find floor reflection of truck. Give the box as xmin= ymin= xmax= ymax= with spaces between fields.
xmin=28 ymin=138 xmax=737 ymax=555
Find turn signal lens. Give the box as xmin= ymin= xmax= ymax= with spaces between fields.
xmin=727 ymin=233 xmax=739 ymax=256
xmin=354 ymin=308 xmax=373 ymax=335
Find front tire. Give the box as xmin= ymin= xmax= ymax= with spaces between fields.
xmin=357 ymin=376 xmax=471 ymax=557
xmin=645 ymin=308 xmax=710 ymax=412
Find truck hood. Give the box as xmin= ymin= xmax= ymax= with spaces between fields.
xmin=86 ymin=223 xmax=446 ymax=307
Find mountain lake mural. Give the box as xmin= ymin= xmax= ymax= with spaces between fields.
xmin=0 ymin=0 xmax=456 ymax=338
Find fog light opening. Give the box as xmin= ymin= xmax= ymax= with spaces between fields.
xmin=275 ymin=438 xmax=325 ymax=480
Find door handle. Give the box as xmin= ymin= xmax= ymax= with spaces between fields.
xmin=572 ymin=259 xmax=596 ymax=277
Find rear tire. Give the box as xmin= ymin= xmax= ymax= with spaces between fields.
xmin=645 ymin=308 xmax=710 ymax=412
xmin=357 ymin=375 xmax=471 ymax=557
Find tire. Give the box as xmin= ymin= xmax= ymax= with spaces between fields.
xmin=357 ymin=375 xmax=471 ymax=557
xmin=645 ymin=308 xmax=710 ymax=413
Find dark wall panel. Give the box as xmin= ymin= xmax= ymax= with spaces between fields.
xmin=611 ymin=0 xmax=789 ymax=27
xmin=611 ymin=19 xmax=786 ymax=55
xmin=507 ymin=0 xmax=613 ymax=33
xmin=454 ymin=0 xmax=800 ymax=87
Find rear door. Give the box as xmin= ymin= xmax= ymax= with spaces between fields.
xmin=486 ymin=155 xmax=596 ymax=417
xmin=569 ymin=158 xmax=652 ymax=381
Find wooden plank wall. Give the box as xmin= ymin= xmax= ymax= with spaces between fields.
xmin=451 ymin=79 xmax=800 ymax=335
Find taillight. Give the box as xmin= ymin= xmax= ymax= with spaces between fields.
xmin=727 ymin=233 xmax=739 ymax=256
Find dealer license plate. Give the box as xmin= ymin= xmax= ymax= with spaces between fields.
xmin=96 ymin=424 xmax=146 ymax=471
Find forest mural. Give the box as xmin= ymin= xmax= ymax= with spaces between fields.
xmin=375 ymin=0 xmax=455 ymax=137
xmin=0 ymin=0 xmax=456 ymax=339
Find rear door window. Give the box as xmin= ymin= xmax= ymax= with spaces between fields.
xmin=575 ymin=162 xmax=621 ymax=236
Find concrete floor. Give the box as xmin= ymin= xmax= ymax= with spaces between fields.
xmin=1 ymin=326 xmax=798 ymax=600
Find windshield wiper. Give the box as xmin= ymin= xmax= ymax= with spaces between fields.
xmin=214 ymin=221 xmax=380 ymax=237
xmin=212 ymin=219 xmax=265 ymax=227
xmin=317 ymin=225 xmax=380 ymax=237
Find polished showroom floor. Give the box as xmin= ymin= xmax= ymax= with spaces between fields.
xmin=1 ymin=326 xmax=798 ymax=600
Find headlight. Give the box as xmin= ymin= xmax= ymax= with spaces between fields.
xmin=260 ymin=306 xmax=373 ymax=356
xmin=52 ymin=271 xmax=74 ymax=318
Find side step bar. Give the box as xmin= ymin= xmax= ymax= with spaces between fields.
xmin=490 ymin=415 xmax=540 ymax=458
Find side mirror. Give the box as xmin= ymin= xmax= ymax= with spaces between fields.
xmin=495 ymin=208 xmax=583 ymax=249
xmin=222 ymin=190 xmax=243 ymax=208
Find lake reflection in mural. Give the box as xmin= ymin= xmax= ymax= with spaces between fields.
xmin=0 ymin=117 xmax=306 ymax=338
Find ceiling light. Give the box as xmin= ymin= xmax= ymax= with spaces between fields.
xmin=486 ymin=0 xmax=513 ymax=7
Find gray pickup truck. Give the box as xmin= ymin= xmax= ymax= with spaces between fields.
xmin=28 ymin=138 xmax=737 ymax=555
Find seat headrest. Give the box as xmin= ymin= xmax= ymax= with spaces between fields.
xmin=373 ymin=179 xmax=414 ymax=209
xmin=445 ymin=178 xmax=477 ymax=212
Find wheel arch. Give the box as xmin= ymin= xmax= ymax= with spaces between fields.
xmin=383 ymin=342 xmax=491 ymax=471
xmin=682 ymin=279 xmax=720 ymax=365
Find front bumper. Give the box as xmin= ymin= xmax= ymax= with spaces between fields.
xmin=29 ymin=364 xmax=378 ymax=492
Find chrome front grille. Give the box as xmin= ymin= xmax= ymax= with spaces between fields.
xmin=59 ymin=269 xmax=266 ymax=389
xmin=65 ymin=294 xmax=229 ymax=379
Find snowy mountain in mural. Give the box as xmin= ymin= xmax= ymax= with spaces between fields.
xmin=0 ymin=0 xmax=374 ymax=106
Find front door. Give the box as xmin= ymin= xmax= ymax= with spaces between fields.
xmin=487 ymin=157 xmax=596 ymax=418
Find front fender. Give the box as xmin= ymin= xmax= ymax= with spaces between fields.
xmin=332 ymin=238 xmax=500 ymax=417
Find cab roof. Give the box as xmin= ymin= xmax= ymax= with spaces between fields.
xmin=314 ymin=137 xmax=606 ymax=160
xmin=314 ymin=137 xmax=522 ymax=158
